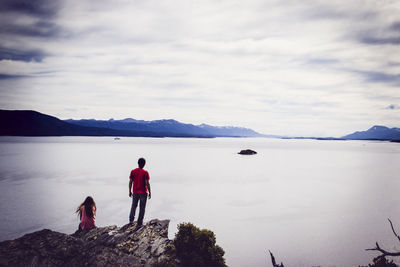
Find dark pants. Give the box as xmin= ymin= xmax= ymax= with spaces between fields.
xmin=129 ymin=193 xmax=147 ymax=225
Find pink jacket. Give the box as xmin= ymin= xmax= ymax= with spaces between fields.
xmin=80 ymin=206 xmax=96 ymax=230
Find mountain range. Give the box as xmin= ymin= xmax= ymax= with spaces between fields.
xmin=341 ymin=125 xmax=400 ymax=141
xmin=64 ymin=118 xmax=263 ymax=138
xmin=0 ymin=109 xmax=399 ymax=141
xmin=0 ymin=110 xmax=263 ymax=138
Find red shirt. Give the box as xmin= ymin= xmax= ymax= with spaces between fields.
xmin=130 ymin=168 xmax=150 ymax=194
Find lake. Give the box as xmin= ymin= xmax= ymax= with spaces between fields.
xmin=0 ymin=136 xmax=399 ymax=266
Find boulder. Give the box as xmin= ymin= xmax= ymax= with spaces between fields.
xmin=238 ymin=149 xmax=257 ymax=155
xmin=0 ymin=219 xmax=177 ymax=267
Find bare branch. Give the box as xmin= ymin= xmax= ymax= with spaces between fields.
xmin=269 ymin=250 xmax=284 ymax=267
xmin=366 ymin=218 xmax=400 ymax=261
xmin=388 ymin=218 xmax=400 ymax=243
xmin=366 ymin=241 xmax=400 ymax=258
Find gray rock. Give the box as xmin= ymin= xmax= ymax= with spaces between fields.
xmin=0 ymin=219 xmax=177 ymax=267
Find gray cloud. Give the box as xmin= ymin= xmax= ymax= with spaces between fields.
xmin=0 ymin=46 xmax=46 ymax=62
xmin=305 ymin=58 xmax=339 ymax=66
xmin=355 ymin=70 xmax=400 ymax=86
xmin=356 ymin=19 xmax=400 ymax=45
xmin=0 ymin=21 xmax=60 ymax=38
xmin=390 ymin=21 xmax=400 ymax=32
xmin=0 ymin=74 xmax=29 ymax=80
xmin=0 ymin=0 xmax=61 ymax=18
xmin=304 ymin=4 xmax=376 ymax=21
xmin=387 ymin=61 xmax=400 ymax=67
xmin=360 ymin=36 xmax=400 ymax=45
xmin=0 ymin=0 xmax=62 ymax=62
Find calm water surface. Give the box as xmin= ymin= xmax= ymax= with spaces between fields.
xmin=0 ymin=137 xmax=399 ymax=267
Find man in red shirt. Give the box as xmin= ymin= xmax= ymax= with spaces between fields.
xmin=129 ymin=157 xmax=151 ymax=228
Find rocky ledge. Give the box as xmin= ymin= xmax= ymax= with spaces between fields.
xmin=0 ymin=219 xmax=177 ymax=267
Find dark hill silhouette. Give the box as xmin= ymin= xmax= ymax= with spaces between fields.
xmin=0 ymin=110 xmax=191 ymax=137
xmin=0 ymin=110 xmax=261 ymax=137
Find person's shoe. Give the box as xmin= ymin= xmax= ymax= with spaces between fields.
xmin=135 ymin=224 xmax=142 ymax=231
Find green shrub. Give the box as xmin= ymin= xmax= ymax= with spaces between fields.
xmin=174 ymin=222 xmax=227 ymax=267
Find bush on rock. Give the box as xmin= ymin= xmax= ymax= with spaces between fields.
xmin=174 ymin=222 xmax=227 ymax=267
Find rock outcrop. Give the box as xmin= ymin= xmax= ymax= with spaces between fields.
xmin=238 ymin=149 xmax=257 ymax=155
xmin=0 ymin=219 xmax=177 ymax=267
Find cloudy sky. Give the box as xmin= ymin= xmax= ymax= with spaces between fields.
xmin=0 ymin=0 xmax=399 ymax=137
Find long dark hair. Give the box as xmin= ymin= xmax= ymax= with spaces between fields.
xmin=76 ymin=196 xmax=96 ymax=219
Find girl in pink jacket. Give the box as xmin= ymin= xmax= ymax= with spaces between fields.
xmin=76 ymin=196 xmax=96 ymax=231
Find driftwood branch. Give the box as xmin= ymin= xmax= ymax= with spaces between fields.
xmin=366 ymin=219 xmax=400 ymax=260
xmin=269 ymin=250 xmax=284 ymax=267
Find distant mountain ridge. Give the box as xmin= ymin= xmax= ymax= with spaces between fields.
xmin=65 ymin=118 xmax=263 ymax=137
xmin=0 ymin=110 xmax=263 ymax=137
xmin=0 ymin=110 xmax=172 ymax=137
xmin=1 ymin=109 xmax=399 ymax=140
xmin=342 ymin=125 xmax=400 ymax=141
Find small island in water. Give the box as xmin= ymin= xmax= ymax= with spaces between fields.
xmin=238 ymin=149 xmax=257 ymax=155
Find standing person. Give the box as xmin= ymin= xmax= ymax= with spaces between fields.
xmin=76 ymin=196 xmax=96 ymax=231
xmin=129 ymin=157 xmax=151 ymax=229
